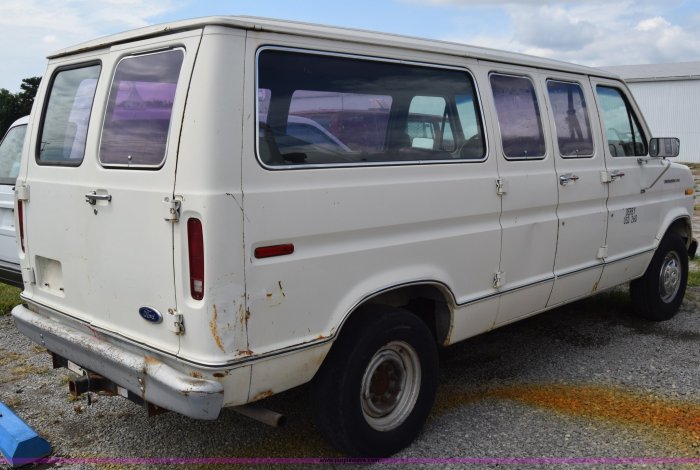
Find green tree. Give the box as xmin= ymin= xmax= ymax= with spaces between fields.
xmin=0 ymin=77 xmax=41 ymax=137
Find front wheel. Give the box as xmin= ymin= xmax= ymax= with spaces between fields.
xmin=630 ymin=231 xmax=688 ymax=321
xmin=311 ymin=306 xmax=438 ymax=456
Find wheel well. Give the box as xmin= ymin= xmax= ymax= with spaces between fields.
xmin=342 ymin=284 xmax=453 ymax=346
xmin=667 ymin=217 xmax=692 ymax=248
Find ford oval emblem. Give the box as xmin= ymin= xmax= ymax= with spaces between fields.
xmin=139 ymin=307 xmax=163 ymax=324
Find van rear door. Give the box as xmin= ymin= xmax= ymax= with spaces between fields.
xmin=22 ymin=31 xmax=202 ymax=355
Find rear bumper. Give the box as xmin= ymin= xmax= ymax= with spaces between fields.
xmin=11 ymin=303 xmax=224 ymax=420
xmin=0 ymin=259 xmax=22 ymax=288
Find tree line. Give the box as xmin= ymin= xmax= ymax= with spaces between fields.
xmin=0 ymin=77 xmax=41 ymax=137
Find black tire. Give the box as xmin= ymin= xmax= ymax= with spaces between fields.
xmin=311 ymin=306 xmax=438 ymax=457
xmin=630 ymin=231 xmax=688 ymax=321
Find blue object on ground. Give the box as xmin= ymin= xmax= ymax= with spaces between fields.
xmin=0 ymin=402 xmax=52 ymax=467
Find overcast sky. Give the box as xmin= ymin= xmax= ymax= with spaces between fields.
xmin=1 ymin=0 xmax=699 ymax=91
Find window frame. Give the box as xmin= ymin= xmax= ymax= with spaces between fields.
xmin=254 ymin=46 xmax=489 ymax=170
xmin=545 ymin=78 xmax=595 ymax=159
xmin=98 ymin=47 xmax=185 ymax=170
xmin=595 ymin=84 xmax=648 ymax=158
xmin=488 ymin=71 xmax=547 ymax=161
xmin=35 ymin=60 xmax=102 ymax=167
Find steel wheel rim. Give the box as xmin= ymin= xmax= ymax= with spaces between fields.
xmin=360 ymin=340 xmax=421 ymax=431
xmin=659 ymin=251 xmax=682 ymax=303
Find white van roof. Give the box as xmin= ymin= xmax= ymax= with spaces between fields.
xmin=48 ymin=16 xmax=618 ymax=80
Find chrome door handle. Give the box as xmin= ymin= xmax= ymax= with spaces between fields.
xmin=610 ymin=171 xmax=625 ymax=181
xmin=85 ymin=191 xmax=112 ymax=205
xmin=559 ymin=173 xmax=580 ymax=186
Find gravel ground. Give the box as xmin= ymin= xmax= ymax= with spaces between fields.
xmin=1 ymin=284 xmax=699 ymax=469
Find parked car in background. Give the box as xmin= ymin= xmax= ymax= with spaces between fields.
xmin=0 ymin=116 xmax=28 ymax=287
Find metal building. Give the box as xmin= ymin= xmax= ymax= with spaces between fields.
xmin=603 ymin=62 xmax=700 ymax=163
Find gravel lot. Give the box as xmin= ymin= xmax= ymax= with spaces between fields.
xmin=1 ymin=283 xmax=699 ymax=469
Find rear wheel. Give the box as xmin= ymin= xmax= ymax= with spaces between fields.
xmin=630 ymin=231 xmax=688 ymax=321
xmin=311 ymin=306 xmax=438 ymax=456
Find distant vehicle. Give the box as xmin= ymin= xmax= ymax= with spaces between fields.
xmin=0 ymin=116 xmax=28 ymax=287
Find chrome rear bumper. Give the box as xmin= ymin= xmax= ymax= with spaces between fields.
xmin=12 ymin=303 xmax=224 ymax=420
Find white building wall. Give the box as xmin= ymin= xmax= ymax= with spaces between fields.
xmin=626 ymin=80 xmax=700 ymax=163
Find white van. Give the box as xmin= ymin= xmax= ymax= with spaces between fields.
xmin=0 ymin=115 xmax=29 ymax=287
xmin=12 ymin=17 xmax=696 ymax=456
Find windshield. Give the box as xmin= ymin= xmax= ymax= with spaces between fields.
xmin=0 ymin=124 xmax=27 ymax=183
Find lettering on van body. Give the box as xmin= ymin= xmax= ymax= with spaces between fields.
xmin=623 ymin=207 xmax=638 ymax=225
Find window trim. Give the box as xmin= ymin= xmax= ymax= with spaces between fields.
xmin=489 ymin=71 xmax=547 ymax=161
xmin=545 ymin=78 xmax=595 ymax=159
xmin=595 ymin=84 xmax=648 ymax=158
xmin=254 ymin=45 xmax=489 ymax=170
xmin=35 ymin=60 xmax=102 ymax=167
xmin=98 ymin=47 xmax=185 ymax=170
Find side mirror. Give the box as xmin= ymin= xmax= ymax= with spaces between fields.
xmin=649 ymin=137 xmax=680 ymax=158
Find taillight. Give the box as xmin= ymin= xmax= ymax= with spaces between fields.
xmin=187 ymin=218 xmax=204 ymax=300
xmin=17 ymin=200 xmax=25 ymax=253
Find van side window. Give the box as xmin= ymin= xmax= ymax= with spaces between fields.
xmin=37 ymin=64 xmax=100 ymax=165
xmin=100 ymin=49 xmax=184 ymax=168
xmin=596 ymin=86 xmax=647 ymax=157
xmin=546 ymin=81 xmax=594 ymax=157
xmin=257 ymin=49 xmax=485 ymax=167
xmin=489 ymin=73 xmax=546 ymax=160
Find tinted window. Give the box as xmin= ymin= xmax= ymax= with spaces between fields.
xmin=38 ymin=64 xmax=100 ymax=165
xmin=257 ymin=50 xmax=485 ymax=167
xmin=596 ymin=86 xmax=647 ymax=157
xmin=0 ymin=124 xmax=27 ymax=183
xmin=490 ymin=74 xmax=546 ymax=160
xmin=547 ymin=81 xmax=594 ymax=157
xmin=100 ymin=49 xmax=184 ymax=167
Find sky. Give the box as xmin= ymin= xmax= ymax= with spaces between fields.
xmin=1 ymin=0 xmax=700 ymax=91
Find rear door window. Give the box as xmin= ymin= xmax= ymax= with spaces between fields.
xmin=37 ymin=64 xmax=101 ymax=165
xmin=0 ymin=124 xmax=27 ymax=184
xmin=490 ymin=73 xmax=546 ymax=160
xmin=100 ymin=49 xmax=184 ymax=168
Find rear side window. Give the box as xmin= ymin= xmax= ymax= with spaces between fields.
xmin=490 ymin=74 xmax=546 ymax=160
xmin=100 ymin=49 xmax=184 ymax=168
xmin=546 ymin=81 xmax=594 ymax=157
xmin=596 ymin=86 xmax=647 ymax=157
xmin=0 ymin=124 xmax=27 ymax=184
xmin=38 ymin=64 xmax=101 ymax=165
xmin=257 ymin=49 xmax=485 ymax=167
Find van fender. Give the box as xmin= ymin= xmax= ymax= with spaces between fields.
xmin=325 ymin=267 xmax=457 ymax=344
xmin=655 ymin=210 xmax=693 ymax=250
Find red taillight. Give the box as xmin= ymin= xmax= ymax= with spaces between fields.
xmin=187 ymin=218 xmax=204 ymax=300
xmin=254 ymin=244 xmax=294 ymax=259
xmin=17 ymin=200 xmax=25 ymax=253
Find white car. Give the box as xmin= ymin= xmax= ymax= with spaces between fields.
xmin=0 ymin=115 xmax=28 ymax=287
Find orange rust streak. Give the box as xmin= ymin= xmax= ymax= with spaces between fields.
xmin=209 ymin=304 xmax=226 ymax=353
xmin=489 ymin=385 xmax=700 ymax=437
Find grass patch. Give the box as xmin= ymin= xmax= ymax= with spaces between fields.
xmin=0 ymin=283 xmax=20 ymax=315
xmin=689 ymin=265 xmax=700 ymax=287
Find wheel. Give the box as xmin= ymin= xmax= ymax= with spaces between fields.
xmin=630 ymin=231 xmax=688 ymax=321
xmin=311 ymin=306 xmax=438 ymax=456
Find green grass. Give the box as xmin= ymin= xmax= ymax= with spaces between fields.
xmin=0 ymin=283 xmax=21 ymax=315
xmin=689 ymin=265 xmax=700 ymax=287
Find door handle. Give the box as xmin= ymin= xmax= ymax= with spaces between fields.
xmin=610 ymin=171 xmax=625 ymax=181
xmin=559 ymin=173 xmax=580 ymax=186
xmin=85 ymin=191 xmax=112 ymax=205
